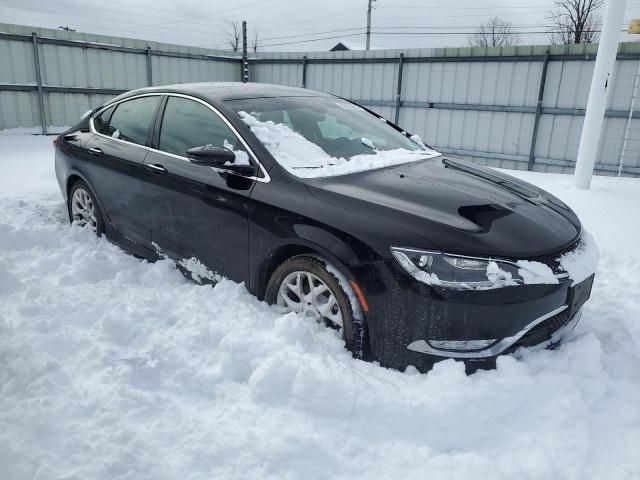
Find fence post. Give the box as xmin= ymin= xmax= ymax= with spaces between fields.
xmin=302 ymin=55 xmax=307 ymax=88
xmin=31 ymin=32 xmax=47 ymax=135
xmin=241 ymin=21 xmax=248 ymax=82
xmin=527 ymin=50 xmax=550 ymax=171
xmin=146 ymin=47 xmax=153 ymax=86
xmin=394 ymin=53 xmax=405 ymax=124
xmin=617 ymin=58 xmax=640 ymax=176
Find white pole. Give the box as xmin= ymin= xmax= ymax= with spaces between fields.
xmin=574 ymin=0 xmax=627 ymax=189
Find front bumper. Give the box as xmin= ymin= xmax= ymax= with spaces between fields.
xmin=406 ymin=305 xmax=582 ymax=358
xmin=353 ymin=260 xmax=594 ymax=371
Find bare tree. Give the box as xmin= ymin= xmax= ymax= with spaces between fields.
xmin=227 ymin=20 xmax=241 ymax=52
xmin=251 ymin=28 xmax=260 ymax=53
xmin=469 ymin=17 xmax=520 ymax=47
xmin=548 ymin=0 xmax=603 ymax=44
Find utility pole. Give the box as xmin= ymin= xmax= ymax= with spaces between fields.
xmin=574 ymin=0 xmax=627 ymax=189
xmin=242 ymin=20 xmax=249 ymax=83
xmin=366 ymin=0 xmax=373 ymax=50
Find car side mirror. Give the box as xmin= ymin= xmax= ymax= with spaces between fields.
xmin=186 ymin=145 xmax=235 ymax=166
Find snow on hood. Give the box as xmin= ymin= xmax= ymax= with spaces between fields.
xmin=238 ymin=111 xmax=441 ymax=178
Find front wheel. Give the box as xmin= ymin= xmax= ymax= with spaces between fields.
xmin=68 ymin=180 xmax=105 ymax=236
xmin=265 ymin=255 xmax=366 ymax=358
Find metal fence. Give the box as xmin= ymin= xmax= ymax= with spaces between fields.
xmin=0 ymin=23 xmax=241 ymax=133
xmin=1 ymin=22 xmax=640 ymax=176
xmin=251 ymin=45 xmax=640 ymax=176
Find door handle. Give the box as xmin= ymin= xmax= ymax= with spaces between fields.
xmin=146 ymin=163 xmax=167 ymax=174
xmin=88 ymin=147 xmax=103 ymax=155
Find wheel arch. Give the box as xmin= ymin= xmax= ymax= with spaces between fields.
xmin=64 ymin=171 xmax=110 ymax=227
xmin=66 ymin=173 xmax=84 ymax=199
xmin=255 ymin=239 xmax=355 ymax=301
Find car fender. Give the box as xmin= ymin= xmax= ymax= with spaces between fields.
xmin=64 ymin=167 xmax=111 ymax=225
xmin=254 ymin=234 xmax=367 ymax=300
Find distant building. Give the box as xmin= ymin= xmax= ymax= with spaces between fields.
xmin=329 ymin=42 xmax=351 ymax=52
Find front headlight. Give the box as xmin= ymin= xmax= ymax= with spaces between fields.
xmin=390 ymin=247 xmax=528 ymax=290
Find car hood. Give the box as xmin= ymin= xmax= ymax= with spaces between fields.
xmin=304 ymin=156 xmax=581 ymax=258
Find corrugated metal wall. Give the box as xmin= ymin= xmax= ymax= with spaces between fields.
xmin=1 ymin=22 xmax=639 ymax=176
xmin=0 ymin=23 xmax=240 ymax=130
xmin=251 ymin=44 xmax=640 ymax=177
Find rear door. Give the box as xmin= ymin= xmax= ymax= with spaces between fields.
xmin=141 ymin=95 xmax=256 ymax=283
xmin=83 ymin=95 xmax=162 ymax=247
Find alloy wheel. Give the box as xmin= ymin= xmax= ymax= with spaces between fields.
xmin=277 ymin=270 xmax=344 ymax=329
xmin=71 ymin=187 xmax=98 ymax=233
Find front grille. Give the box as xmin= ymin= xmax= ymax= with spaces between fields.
xmin=509 ymin=238 xmax=580 ymax=273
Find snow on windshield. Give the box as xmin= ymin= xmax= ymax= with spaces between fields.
xmin=238 ymin=111 xmax=441 ymax=178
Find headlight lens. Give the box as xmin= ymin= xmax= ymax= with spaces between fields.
xmin=390 ymin=247 xmax=524 ymax=289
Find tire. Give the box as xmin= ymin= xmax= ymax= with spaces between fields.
xmin=265 ymin=255 xmax=366 ymax=358
xmin=68 ymin=180 xmax=105 ymax=236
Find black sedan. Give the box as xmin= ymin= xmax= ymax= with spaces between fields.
xmin=54 ymin=82 xmax=596 ymax=372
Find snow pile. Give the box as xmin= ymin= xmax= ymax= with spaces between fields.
xmin=516 ymin=259 xmax=559 ymax=284
xmin=559 ymin=230 xmax=600 ymax=285
xmin=361 ymin=137 xmax=375 ymax=149
xmin=487 ymin=230 xmax=599 ymax=288
xmin=1 ymin=134 xmax=640 ymax=479
xmin=485 ymin=260 xmax=516 ymax=286
xmin=222 ymin=139 xmax=250 ymax=166
xmin=238 ymin=111 xmax=441 ymax=178
xmin=409 ymin=133 xmax=428 ymax=149
xmin=178 ymin=256 xmax=222 ymax=283
xmin=321 ymin=257 xmax=363 ymax=322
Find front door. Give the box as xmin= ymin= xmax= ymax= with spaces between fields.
xmin=142 ymin=95 xmax=256 ymax=283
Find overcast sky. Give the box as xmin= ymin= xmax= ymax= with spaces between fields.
xmin=2 ymin=0 xmax=640 ymax=52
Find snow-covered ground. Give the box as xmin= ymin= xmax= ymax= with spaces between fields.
xmin=1 ymin=132 xmax=640 ymax=479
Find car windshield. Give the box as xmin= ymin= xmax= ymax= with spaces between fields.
xmin=226 ymin=96 xmax=440 ymax=178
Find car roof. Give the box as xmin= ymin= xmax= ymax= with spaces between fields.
xmin=111 ymin=82 xmax=332 ymax=104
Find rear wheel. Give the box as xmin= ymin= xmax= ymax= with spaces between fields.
xmin=265 ymin=255 xmax=366 ymax=358
xmin=68 ymin=180 xmax=105 ymax=236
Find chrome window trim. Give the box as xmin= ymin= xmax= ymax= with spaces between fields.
xmin=88 ymin=91 xmax=271 ymax=183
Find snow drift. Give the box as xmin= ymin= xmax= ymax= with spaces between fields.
xmin=1 ymin=134 xmax=640 ymax=479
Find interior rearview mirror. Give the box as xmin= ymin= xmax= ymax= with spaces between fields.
xmin=186 ymin=145 xmax=235 ymax=166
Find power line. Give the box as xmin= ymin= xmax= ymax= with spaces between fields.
xmin=260 ymin=27 xmax=622 ymax=48
xmin=378 ymin=4 xmax=550 ymax=10
xmin=261 ymin=33 xmax=367 ymax=48
xmin=201 ymin=27 xmax=366 ymax=47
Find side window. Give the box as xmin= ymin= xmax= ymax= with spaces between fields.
xmin=158 ymin=97 xmax=249 ymax=164
xmin=108 ymin=97 xmax=160 ymax=146
xmin=93 ymin=105 xmax=115 ymax=135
